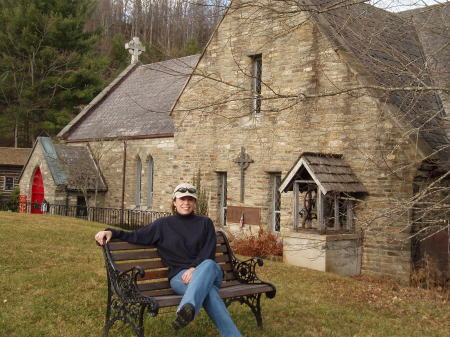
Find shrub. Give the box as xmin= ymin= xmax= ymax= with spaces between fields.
xmin=229 ymin=226 xmax=283 ymax=258
xmin=193 ymin=169 xmax=209 ymax=217
xmin=411 ymin=254 xmax=449 ymax=290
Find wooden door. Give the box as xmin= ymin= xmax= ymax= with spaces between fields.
xmin=31 ymin=168 xmax=44 ymax=214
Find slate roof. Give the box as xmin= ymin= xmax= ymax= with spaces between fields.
xmin=279 ymin=152 xmax=367 ymax=194
xmin=31 ymin=137 xmax=107 ymax=191
xmin=399 ymin=4 xmax=450 ymax=118
xmin=0 ymin=147 xmax=31 ymax=166
xmin=54 ymin=144 xmax=107 ymax=191
xmin=304 ymin=0 xmax=449 ymax=162
xmin=59 ymin=54 xmax=200 ymax=141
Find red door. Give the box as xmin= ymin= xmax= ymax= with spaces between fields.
xmin=31 ymin=168 xmax=44 ymax=214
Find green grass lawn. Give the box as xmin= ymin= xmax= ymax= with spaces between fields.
xmin=0 ymin=212 xmax=448 ymax=337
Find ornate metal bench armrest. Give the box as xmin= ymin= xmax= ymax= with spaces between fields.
xmin=101 ymin=245 xmax=159 ymax=315
xmin=232 ymin=256 xmax=265 ymax=283
xmin=232 ymin=256 xmax=277 ymax=298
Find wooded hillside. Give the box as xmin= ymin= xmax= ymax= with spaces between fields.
xmin=0 ymin=0 xmax=226 ymax=148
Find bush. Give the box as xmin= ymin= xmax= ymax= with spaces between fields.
xmin=193 ymin=169 xmax=209 ymax=217
xmin=229 ymin=226 xmax=283 ymax=258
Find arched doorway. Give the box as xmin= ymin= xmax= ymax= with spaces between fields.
xmin=31 ymin=167 xmax=44 ymax=214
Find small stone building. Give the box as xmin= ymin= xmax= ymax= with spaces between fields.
xmin=0 ymin=147 xmax=30 ymax=201
xmin=19 ymin=137 xmax=106 ymax=213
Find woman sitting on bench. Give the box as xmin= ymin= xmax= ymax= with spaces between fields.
xmin=94 ymin=182 xmax=243 ymax=337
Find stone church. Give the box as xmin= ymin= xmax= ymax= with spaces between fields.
xmin=20 ymin=1 xmax=449 ymax=283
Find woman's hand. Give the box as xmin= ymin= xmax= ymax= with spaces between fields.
xmin=182 ymin=267 xmax=196 ymax=284
xmin=95 ymin=230 xmax=112 ymax=246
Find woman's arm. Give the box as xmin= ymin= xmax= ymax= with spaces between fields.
xmin=94 ymin=218 xmax=163 ymax=246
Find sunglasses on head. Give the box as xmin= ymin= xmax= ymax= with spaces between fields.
xmin=175 ymin=187 xmax=197 ymax=194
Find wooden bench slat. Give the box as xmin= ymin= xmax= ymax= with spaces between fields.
xmin=220 ymin=280 xmax=242 ymax=288
xmin=138 ymin=269 xmax=168 ymax=281
xmin=216 ymin=235 xmax=225 ymax=244
xmin=219 ymin=262 xmax=233 ymax=272
xmin=111 ymin=250 xmax=160 ymax=261
xmin=141 ymin=288 xmax=176 ymax=297
xmin=109 ymin=238 xmax=225 ymax=251
xmin=109 ymin=241 xmax=157 ymax=250
xmin=139 ymin=279 xmax=244 ymax=292
xmin=116 ymin=260 xmax=167 ymax=270
xmin=152 ymin=283 xmax=274 ymax=308
xmin=138 ymin=280 xmax=171 ymax=292
xmin=220 ymin=283 xmax=275 ymax=298
xmin=216 ymin=244 xmax=228 ymax=253
xmin=224 ymin=271 xmax=237 ymax=281
xmin=215 ymin=254 xmax=231 ymax=263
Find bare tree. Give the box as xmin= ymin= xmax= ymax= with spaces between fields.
xmin=167 ymin=0 xmax=449 ymax=282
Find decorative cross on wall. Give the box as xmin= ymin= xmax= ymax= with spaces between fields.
xmin=233 ymin=147 xmax=254 ymax=203
xmin=125 ymin=37 xmax=145 ymax=64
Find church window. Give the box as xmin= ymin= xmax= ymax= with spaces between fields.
xmin=250 ymin=54 xmax=262 ymax=115
xmin=270 ymin=173 xmax=281 ymax=232
xmin=217 ymin=172 xmax=227 ymax=226
xmin=4 ymin=177 xmax=14 ymax=191
xmin=147 ymin=156 xmax=154 ymax=208
xmin=135 ymin=156 xmax=142 ymax=207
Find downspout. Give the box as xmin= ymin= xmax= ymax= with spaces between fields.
xmin=121 ymin=140 xmax=127 ymax=225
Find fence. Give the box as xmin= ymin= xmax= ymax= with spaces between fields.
xmin=0 ymin=201 xmax=170 ymax=230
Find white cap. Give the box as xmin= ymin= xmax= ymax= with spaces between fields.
xmin=173 ymin=183 xmax=197 ymax=199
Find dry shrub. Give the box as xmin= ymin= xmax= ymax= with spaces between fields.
xmin=410 ymin=254 xmax=449 ymax=290
xmin=228 ymin=226 xmax=283 ymax=257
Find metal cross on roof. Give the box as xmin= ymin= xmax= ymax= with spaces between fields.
xmin=233 ymin=146 xmax=254 ymax=203
xmin=125 ymin=37 xmax=145 ymax=64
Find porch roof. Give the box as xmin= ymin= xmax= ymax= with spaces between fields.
xmin=279 ymin=152 xmax=367 ymax=195
xmin=38 ymin=137 xmax=107 ymax=192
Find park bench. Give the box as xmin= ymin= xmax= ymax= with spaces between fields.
xmin=99 ymin=230 xmax=277 ymax=337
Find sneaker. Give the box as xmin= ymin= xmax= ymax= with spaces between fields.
xmin=172 ymin=303 xmax=195 ymax=330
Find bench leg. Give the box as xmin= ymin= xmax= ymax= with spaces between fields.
xmin=103 ymin=287 xmax=113 ymax=337
xmin=242 ymin=294 xmax=263 ymax=328
xmin=103 ymin=293 xmax=146 ymax=337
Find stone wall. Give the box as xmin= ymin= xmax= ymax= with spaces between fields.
xmin=69 ymin=137 xmax=176 ymax=212
xmin=170 ymin=1 xmax=425 ymax=282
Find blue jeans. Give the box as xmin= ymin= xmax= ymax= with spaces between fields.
xmin=170 ymin=259 xmax=243 ymax=337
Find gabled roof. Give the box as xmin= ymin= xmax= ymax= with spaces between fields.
xmin=53 ymin=143 xmax=108 ymax=191
xmin=279 ymin=152 xmax=367 ymax=194
xmin=23 ymin=137 xmax=107 ymax=191
xmin=58 ymin=55 xmax=200 ymax=141
xmin=0 ymin=147 xmax=31 ymax=166
xmin=399 ymin=4 xmax=450 ymax=119
xmin=305 ymin=0 xmax=449 ymax=161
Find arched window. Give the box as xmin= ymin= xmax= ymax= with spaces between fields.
xmin=135 ymin=156 xmax=142 ymax=207
xmin=147 ymin=156 xmax=154 ymax=208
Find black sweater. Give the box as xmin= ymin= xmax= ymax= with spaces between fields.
xmin=107 ymin=213 xmax=217 ymax=280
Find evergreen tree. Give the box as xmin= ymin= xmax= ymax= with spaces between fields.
xmin=0 ymin=0 xmax=106 ymax=147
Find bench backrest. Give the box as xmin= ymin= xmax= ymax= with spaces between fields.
xmin=105 ymin=231 xmax=240 ymax=297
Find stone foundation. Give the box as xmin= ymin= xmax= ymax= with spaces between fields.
xmin=283 ymin=231 xmax=362 ymax=276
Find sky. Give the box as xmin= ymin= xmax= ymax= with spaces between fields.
xmin=370 ymin=0 xmax=445 ymax=12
